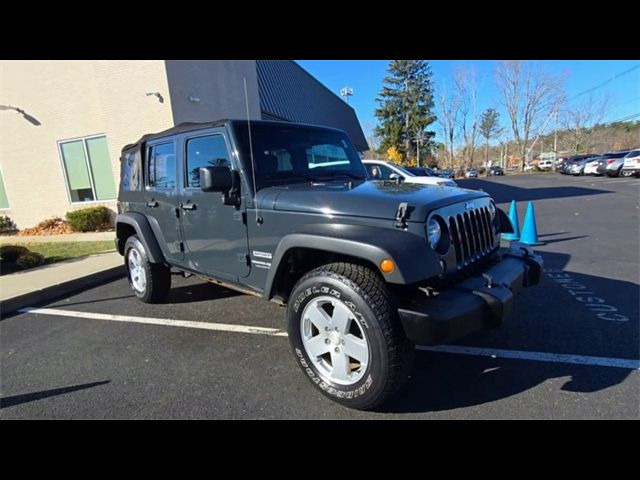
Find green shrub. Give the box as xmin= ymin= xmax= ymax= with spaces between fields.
xmin=65 ymin=206 xmax=113 ymax=233
xmin=0 ymin=215 xmax=17 ymax=234
xmin=15 ymin=251 xmax=45 ymax=269
xmin=0 ymin=245 xmax=30 ymax=263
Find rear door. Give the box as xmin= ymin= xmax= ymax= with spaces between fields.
xmin=178 ymin=128 xmax=250 ymax=281
xmin=144 ymin=139 xmax=183 ymax=262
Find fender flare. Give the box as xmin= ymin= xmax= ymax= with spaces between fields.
xmin=115 ymin=213 xmax=165 ymax=264
xmin=264 ymin=223 xmax=441 ymax=299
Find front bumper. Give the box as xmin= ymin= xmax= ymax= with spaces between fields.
xmin=397 ymin=243 xmax=543 ymax=345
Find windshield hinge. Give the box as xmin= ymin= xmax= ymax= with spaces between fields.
xmin=395 ymin=202 xmax=409 ymax=229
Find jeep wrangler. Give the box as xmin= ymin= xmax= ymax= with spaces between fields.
xmin=116 ymin=120 xmax=542 ymax=410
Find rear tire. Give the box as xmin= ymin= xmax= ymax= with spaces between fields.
xmin=124 ymin=235 xmax=170 ymax=303
xmin=287 ymin=262 xmax=414 ymax=410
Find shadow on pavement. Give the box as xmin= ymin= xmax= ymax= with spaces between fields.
xmin=165 ymin=281 xmax=242 ymax=304
xmin=0 ymin=380 xmax=110 ymax=409
xmin=458 ymin=178 xmax=611 ymax=203
xmin=381 ymin=250 xmax=639 ymax=414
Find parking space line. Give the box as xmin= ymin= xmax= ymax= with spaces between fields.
xmin=18 ymin=307 xmax=288 ymax=337
xmin=19 ymin=307 xmax=640 ymax=370
xmin=417 ymin=345 xmax=640 ymax=370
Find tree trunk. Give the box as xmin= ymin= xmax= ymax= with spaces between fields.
xmin=485 ymin=139 xmax=489 ymax=165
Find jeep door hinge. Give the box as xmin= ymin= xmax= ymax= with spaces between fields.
xmin=233 ymin=211 xmax=247 ymax=224
xmin=395 ymin=202 xmax=409 ymax=229
xmin=238 ymin=253 xmax=250 ymax=266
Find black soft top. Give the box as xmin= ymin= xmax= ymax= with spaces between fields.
xmin=121 ymin=120 xmax=230 ymax=153
xmin=121 ymin=119 xmax=347 ymax=155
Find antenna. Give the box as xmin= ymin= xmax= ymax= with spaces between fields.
xmin=243 ymin=76 xmax=261 ymax=225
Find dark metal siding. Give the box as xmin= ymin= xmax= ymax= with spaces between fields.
xmin=256 ymin=60 xmax=369 ymax=151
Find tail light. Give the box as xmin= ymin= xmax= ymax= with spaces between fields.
xmin=607 ymin=159 xmax=615 ymax=164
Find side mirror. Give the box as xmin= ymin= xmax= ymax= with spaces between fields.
xmin=389 ymin=173 xmax=401 ymax=180
xmin=200 ymin=166 xmax=232 ymax=192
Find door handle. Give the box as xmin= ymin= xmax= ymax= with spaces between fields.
xmin=146 ymin=200 xmax=158 ymax=208
xmin=181 ymin=202 xmax=196 ymax=211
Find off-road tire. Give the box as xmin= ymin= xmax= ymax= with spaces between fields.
xmin=124 ymin=235 xmax=170 ymax=303
xmin=287 ymin=262 xmax=414 ymax=410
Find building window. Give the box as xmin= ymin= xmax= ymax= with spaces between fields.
xmin=147 ymin=143 xmax=176 ymax=189
xmin=186 ymin=135 xmax=230 ymax=188
xmin=0 ymin=169 xmax=9 ymax=209
xmin=59 ymin=135 xmax=117 ymax=203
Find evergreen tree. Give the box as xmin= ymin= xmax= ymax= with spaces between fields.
xmin=374 ymin=60 xmax=437 ymax=164
xmin=479 ymin=108 xmax=502 ymax=164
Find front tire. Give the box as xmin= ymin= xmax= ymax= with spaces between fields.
xmin=124 ymin=235 xmax=171 ymax=303
xmin=287 ymin=262 xmax=413 ymax=410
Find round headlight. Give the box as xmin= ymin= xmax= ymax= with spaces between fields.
xmin=488 ymin=202 xmax=496 ymax=220
xmin=427 ymin=217 xmax=441 ymax=248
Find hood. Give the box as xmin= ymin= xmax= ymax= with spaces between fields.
xmin=256 ymin=180 xmax=489 ymax=222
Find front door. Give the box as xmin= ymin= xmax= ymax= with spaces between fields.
xmin=179 ymin=129 xmax=249 ymax=281
xmin=145 ymin=140 xmax=183 ymax=263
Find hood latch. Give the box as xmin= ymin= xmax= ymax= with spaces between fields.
xmin=395 ymin=202 xmax=409 ymax=229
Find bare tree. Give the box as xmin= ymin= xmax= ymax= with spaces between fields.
xmin=496 ymin=61 xmax=564 ymax=170
xmin=437 ymin=80 xmax=459 ymax=169
xmin=454 ymin=67 xmax=479 ymax=168
xmin=561 ymin=94 xmax=610 ymax=154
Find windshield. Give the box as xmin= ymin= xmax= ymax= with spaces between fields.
xmin=232 ymin=123 xmax=366 ymax=189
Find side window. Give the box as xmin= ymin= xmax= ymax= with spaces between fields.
xmin=367 ymin=164 xmax=394 ymax=180
xmin=186 ymin=135 xmax=231 ymax=188
xmin=147 ymin=142 xmax=176 ymax=189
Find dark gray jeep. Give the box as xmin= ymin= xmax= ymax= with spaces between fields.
xmin=116 ymin=120 xmax=542 ymax=410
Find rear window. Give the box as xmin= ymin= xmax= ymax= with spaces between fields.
xmin=121 ymin=148 xmax=142 ymax=191
xmin=624 ymin=149 xmax=640 ymax=157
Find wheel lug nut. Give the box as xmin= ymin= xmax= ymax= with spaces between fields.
xmin=325 ymin=338 xmax=330 ymax=344
xmin=334 ymin=347 xmax=340 ymax=353
xmin=324 ymin=326 xmax=329 ymax=331
xmin=341 ymin=339 xmax=345 ymax=345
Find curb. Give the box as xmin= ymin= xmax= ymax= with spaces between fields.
xmin=0 ymin=265 xmax=125 ymax=317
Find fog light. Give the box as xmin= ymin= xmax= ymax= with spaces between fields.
xmin=380 ymin=259 xmax=395 ymax=274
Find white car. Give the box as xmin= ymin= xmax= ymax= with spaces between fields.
xmin=363 ymin=160 xmax=457 ymax=186
xmin=538 ymin=159 xmax=553 ymax=170
xmin=621 ymin=149 xmax=640 ymax=177
xmin=584 ymin=157 xmax=602 ymax=175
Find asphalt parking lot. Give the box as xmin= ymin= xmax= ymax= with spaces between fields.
xmin=1 ymin=173 xmax=638 ymax=419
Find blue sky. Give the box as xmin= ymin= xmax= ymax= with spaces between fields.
xmin=296 ymin=60 xmax=640 ymax=143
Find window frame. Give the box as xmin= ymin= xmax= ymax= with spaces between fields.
xmin=57 ymin=134 xmax=116 ymax=205
xmin=0 ymin=168 xmax=10 ymax=210
xmin=183 ymin=132 xmax=233 ymax=191
xmin=146 ymin=140 xmax=178 ymax=191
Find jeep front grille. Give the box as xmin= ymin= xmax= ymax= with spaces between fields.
xmin=447 ymin=205 xmax=496 ymax=268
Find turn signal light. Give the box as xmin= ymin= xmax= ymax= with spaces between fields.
xmin=380 ymin=259 xmax=395 ymax=274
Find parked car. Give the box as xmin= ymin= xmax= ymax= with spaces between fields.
xmin=363 ymin=160 xmax=458 ymax=186
xmin=115 ymin=119 xmax=542 ymax=409
xmin=557 ymin=154 xmax=596 ymax=174
xmin=439 ymin=169 xmax=455 ymax=179
xmin=596 ymin=150 xmax=633 ymax=176
xmin=464 ymin=168 xmax=478 ymax=178
xmin=620 ymin=149 xmax=640 ymax=177
xmin=538 ymin=159 xmax=553 ymax=170
xmin=567 ymin=157 xmax=591 ymax=176
xmin=583 ymin=157 xmax=604 ymax=175
xmin=406 ymin=166 xmax=437 ymax=177
xmin=487 ymin=166 xmax=504 ymax=176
